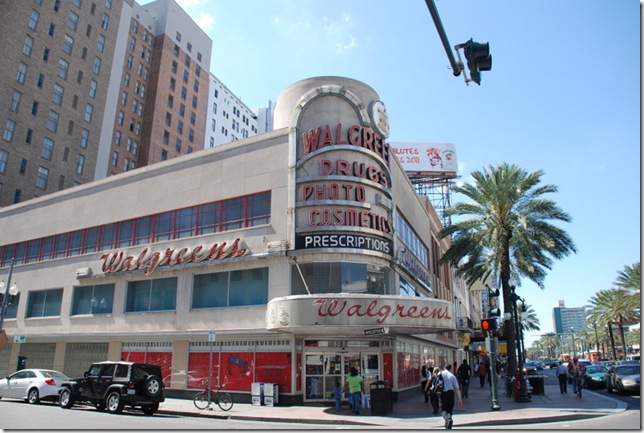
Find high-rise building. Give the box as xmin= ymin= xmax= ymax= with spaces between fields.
xmin=0 ymin=0 xmax=257 ymax=207
xmin=205 ymin=74 xmax=258 ymax=149
xmin=552 ymin=300 xmax=585 ymax=336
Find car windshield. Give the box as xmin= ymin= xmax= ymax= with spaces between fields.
xmin=617 ymin=366 xmax=640 ymax=375
xmin=585 ymin=366 xmax=606 ymax=374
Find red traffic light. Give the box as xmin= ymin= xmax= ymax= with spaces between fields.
xmin=481 ymin=318 xmax=497 ymax=332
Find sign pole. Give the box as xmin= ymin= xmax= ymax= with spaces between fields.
xmin=208 ymin=330 xmax=216 ymax=406
xmin=487 ymin=332 xmax=501 ymax=410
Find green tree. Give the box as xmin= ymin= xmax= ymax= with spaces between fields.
xmin=439 ymin=163 xmax=577 ymax=378
xmin=587 ymin=288 xmax=639 ymax=360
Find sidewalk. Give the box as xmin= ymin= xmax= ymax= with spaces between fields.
xmin=157 ymin=374 xmax=627 ymax=428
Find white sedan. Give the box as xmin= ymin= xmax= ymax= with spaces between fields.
xmin=0 ymin=369 xmax=70 ymax=404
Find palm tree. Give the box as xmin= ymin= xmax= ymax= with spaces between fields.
xmin=518 ymin=302 xmax=541 ymax=333
xmin=587 ymin=288 xmax=639 ymax=360
xmin=439 ymin=163 xmax=577 ymax=378
xmin=614 ymin=262 xmax=640 ymax=292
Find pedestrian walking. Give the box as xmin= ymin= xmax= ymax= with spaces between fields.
xmin=477 ymin=362 xmax=487 ymax=388
xmin=440 ymin=364 xmax=463 ymax=429
xmin=425 ymin=366 xmax=442 ymax=415
xmin=344 ymin=366 xmax=363 ymax=415
xmin=333 ymin=380 xmax=343 ymax=410
xmin=457 ymin=360 xmax=471 ymax=398
xmin=420 ymin=364 xmax=430 ymax=403
xmin=556 ymin=361 xmax=568 ymax=394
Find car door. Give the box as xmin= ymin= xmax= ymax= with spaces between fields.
xmin=6 ymin=371 xmax=28 ymax=398
xmin=95 ymin=364 xmax=116 ymax=397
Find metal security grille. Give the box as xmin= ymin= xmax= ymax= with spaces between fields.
xmin=18 ymin=343 xmax=56 ymax=370
xmin=64 ymin=343 xmax=109 ymax=378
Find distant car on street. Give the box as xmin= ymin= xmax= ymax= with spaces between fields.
xmin=523 ymin=361 xmax=538 ymax=375
xmin=0 ymin=369 xmax=70 ymax=404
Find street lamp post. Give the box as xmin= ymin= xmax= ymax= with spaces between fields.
xmin=0 ymin=258 xmax=17 ymax=332
xmin=570 ymin=327 xmax=575 ymax=359
xmin=511 ymin=285 xmax=530 ymax=402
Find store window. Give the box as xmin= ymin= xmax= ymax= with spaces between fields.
xmin=126 ymin=277 xmax=177 ymax=313
xmin=71 ymin=284 xmax=115 ymax=315
xmin=291 ymin=263 xmax=389 ymax=295
xmin=26 ymin=288 xmax=63 ymax=318
xmin=192 ymin=268 xmax=268 ymax=309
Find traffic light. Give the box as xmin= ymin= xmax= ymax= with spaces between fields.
xmin=463 ymin=39 xmax=492 ymax=85
xmin=481 ymin=318 xmax=497 ymax=332
xmin=487 ymin=285 xmax=501 ymax=317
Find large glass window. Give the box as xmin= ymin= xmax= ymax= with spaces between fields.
xmin=126 ymin=277 xmax=177 ymax=313
xmin=26 ymin=288 xmax=63 ymax=318
xmin=192 ymin=268 xmax=268 ymax=309
xmin=71 ymin=284 xmax=114 ymax=315
xmin=291 ymin=263 xmax=389 ymax=295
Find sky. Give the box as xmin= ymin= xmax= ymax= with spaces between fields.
xmin=142 ymin=0 xmax=641 ymax=348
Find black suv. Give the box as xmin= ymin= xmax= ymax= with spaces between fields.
xmin=59 ymin=361 xmax=164 ymax=415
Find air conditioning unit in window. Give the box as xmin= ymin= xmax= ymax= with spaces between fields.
xmin=76 ymin=267 xmax=92 ymax=278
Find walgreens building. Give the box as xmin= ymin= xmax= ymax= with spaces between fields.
xmin=0 ymin=77 xmax=459 ymax=404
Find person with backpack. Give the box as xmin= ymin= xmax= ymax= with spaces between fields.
xmin=424 ymin=366 xmax=442 ymax=415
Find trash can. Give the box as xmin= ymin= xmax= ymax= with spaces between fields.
xmin=528 ymin=375 xmax=545 ymax=395
xmin=370 ymin=381 xmax=392 ymax=416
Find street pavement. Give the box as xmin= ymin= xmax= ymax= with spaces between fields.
xmin=157 ymin=373 xmax=627 ymax=428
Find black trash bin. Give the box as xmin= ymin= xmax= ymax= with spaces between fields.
xmin=528 ymin=375 xmax=545 ymax=394
xmin=370 ymin=381 xmax=393 ymax=416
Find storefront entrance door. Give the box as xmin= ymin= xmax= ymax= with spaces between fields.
xmin=304 ymin=352 xmax=379 ymax=402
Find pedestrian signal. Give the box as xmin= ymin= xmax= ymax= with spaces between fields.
xmin=481 ymin=318 xmax=497 ymax=332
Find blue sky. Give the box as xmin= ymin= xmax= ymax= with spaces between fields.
xmin=148 ymin=0 xmax=640 ymax=347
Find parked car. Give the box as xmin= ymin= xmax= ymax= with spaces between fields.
xmin=582 ymin=364 xmax=608 ymax=389
xmin=59 ymin=361 xmax=164 ymax=415
xmin=606 ymin=364 xmax=640 ymax=394
xmin=577 ymin=359 xmax=592 ymax=370
xmin=0 ymin=369 xmax=70 ymax=404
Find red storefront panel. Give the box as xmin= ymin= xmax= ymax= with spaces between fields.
xmin=121 ymin=351 xmax=172 ymax=388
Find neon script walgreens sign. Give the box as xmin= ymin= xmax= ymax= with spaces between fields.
xmin=313 ymin=298 xmax=452 ymax=325
xmin=99 ymin=238 xmax=247 ymax=275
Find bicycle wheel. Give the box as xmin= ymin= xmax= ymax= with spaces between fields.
xmin=193 ymin=391 xmax=211 ymax=410
xmin=217 ymin=393 xmax=234 ymax=411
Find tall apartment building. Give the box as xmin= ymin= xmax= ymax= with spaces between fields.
xmin=552 ymin=300 xmax=586 ymax=335
xmin=0 ymin=0 xmax=225 ymax=207
xmin=255 ymin=99 xmax=275 ymax=134
xmin=205 ymin=74 xmax=258 ymax=149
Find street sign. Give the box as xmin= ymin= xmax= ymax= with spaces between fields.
xmin=13 ymin=335 xmax=26 ymax=343
xmin=364 ymin=327 xmax=385 ymax=336
xmin=208 ymin=330 xmax=216 ymax=342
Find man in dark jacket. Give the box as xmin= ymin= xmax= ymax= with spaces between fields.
xmin=456 ymin=360 xmax=471 ymax=398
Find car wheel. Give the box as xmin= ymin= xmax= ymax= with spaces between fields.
xmin=106 ymin=391 xmax=124 ymax=414
xmin=27 ymin=388 xmax=40 ymax=404
xmin=141 ymin=402 xmax=159 ymax=415
xmin=59 ymin=388 xmax=75 ymax=408
xmin=606 ymin=381 xmax=613 ymax=393
xmin=144 ymin=375 xmax=162 ymax=398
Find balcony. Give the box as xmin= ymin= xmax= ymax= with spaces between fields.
xmin=456 ymin=317 xmax=474 ymax=333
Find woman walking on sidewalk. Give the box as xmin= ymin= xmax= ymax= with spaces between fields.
xmin=425 ymin=366 xmax=442 ymax=415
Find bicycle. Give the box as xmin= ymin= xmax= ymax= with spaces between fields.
xmin=193 ymin=381 xmax=234 ymax=411
xmin=573 ymin=375 xmax=582 ymax=397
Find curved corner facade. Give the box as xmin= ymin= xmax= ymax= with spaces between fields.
xmin=0 ymin=77 xmax=459 ymax=404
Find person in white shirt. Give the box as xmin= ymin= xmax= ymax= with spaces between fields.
xmin=555 ymin=361 xmax=568 ymax=394
xmin=440 ymin=364 xmax=463 ymax=429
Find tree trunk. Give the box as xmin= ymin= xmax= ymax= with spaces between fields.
xmin=618 ymin=317 xmax=627 ymax=359
xmin=608 ymin=322 xmax=617 ymax=360
xmin=500 ymin=229 xmax=517 ymax=377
